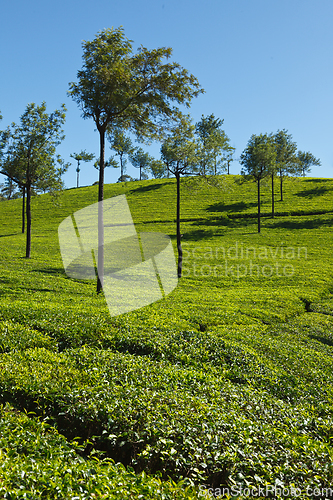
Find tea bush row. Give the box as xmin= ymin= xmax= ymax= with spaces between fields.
xmin=1 ymin=346 xmax=333 ymax=490
xmin=0 ymin=403 xmax=197 ymax=499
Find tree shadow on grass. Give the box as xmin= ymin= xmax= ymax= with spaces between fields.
xmin=129 ymin=180 xmax=172 ymax=195
xmin=0 ymin=233 xmax=21 ymax=238
xmin=304 ymin=178 xmax=333 ymax=183
xmin=266 ymin=217 xmax=333 ymax=230
xmin=295 ymin=186 xmax=331 ymax=198
xmin=31 ymin=267 xmax=67 ymax=276
xmin=206 ymin=201 xmax=257 ymax=213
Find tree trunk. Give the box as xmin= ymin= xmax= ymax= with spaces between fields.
xmin=139 ymin=165 xmax=142 ymax=181
xmin=280 ymin=169 xmax=283 ymax=202
xmin=97 ymin=127 xmax=105 ymax=294
xmin=257 ymin=178 xmax=261 ymax=234
xmin=176 ymin=171 xmax=182 ymax=278
xmin=271 ymin=173 xmax=275 ymax=218
xmin=21 ymin=186 xmax=25 ymax=234
xmin=120 ymin=153 xmax=124 ymax=179
xmin=77 ymin=166 xmax=80 ymax=188
xmin=25 ymin=183 xmax=31 ymax=258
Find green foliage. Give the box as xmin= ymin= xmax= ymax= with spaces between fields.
xmin=195 ymin=114 xmax=234 ymax=175
xmin=0 ymin=175 xmax=333 ymax=496
xmin=274 ymin=129 xmax=298 ymax=176
xmin=0 ymin=403 xmax=197 ymax=498
xmin=297 ymin=150 xmax=321 ymax=176
xmin=240 ymin=133 xmax=277 ymax=180
xmin=108 ymin=130 xmax=134 ymax=178
xmin=130 ymin=147 xmax=154 ymax=180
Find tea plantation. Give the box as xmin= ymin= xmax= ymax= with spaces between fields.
xmin=0 ymin=175 xmax=333 ymax=499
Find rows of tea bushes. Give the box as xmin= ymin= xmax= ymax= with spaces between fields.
xmin=0 ymin=175 xmax=333 ymax=497
xmin=0 ymin=403 xmax=197 ymax=499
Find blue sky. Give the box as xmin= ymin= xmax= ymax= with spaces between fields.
xmin=1 ymin=0 xmax=332 ymax=188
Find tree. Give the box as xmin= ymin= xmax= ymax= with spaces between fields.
xmin=70 ymin=150 xmax=94 ymax=188
xmin=68 ymin=26 xmax=203 ymax=293
xmin=240 ymin=133 xmax=276 ymax=233
xmin=0 ymin=102 xmax=68 ymax=257
xmin=130 ymin=147 xmax=152 ymax=180
xmin=0 ymin=177 xmax=18 ymax=200
xmin=297 ymin=150 xmax=321 ymax=176
xmin=150 ymin=158 xmax=166 ymax=179
xmin=195 ymin=114 xmax=234 ymax=176
xmin=108 ymin=130 xmax=134 ymax=180
xmin=161 ymin=115 xmax=199 ymax=277
xmin=274 ymin=130 xmax=298 ymax=202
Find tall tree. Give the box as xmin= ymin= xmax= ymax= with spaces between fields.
xmin=195 ymin=114 xmax=234 ymax=175
xmin=297 ymin=150 xmax=321 ymax=176
xmin=68 ymin=27 xmax=203 ymax=293
xmin=0 ymin=102 xmax=67 ymax=257
xmin=161 ymin=115 xmax=199 ymax=277
xmin=274 ymin=130 xmax=298 ymax=202
xmin=240 ymin=133 xmax=276 ymax=233
xmin=70 ymin=150 xmax=95 ymax=188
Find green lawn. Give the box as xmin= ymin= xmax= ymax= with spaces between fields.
xmin=0 ymin=174 xmax=333 ymax=498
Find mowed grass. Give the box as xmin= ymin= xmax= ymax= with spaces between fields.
xmin=0 ymin=175 xmax=333 ymax=498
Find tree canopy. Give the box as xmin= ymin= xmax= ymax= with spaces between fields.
xmin=274 ymin=129 xmax=298 ymax=201
xmin=297 ymin=150 xmax=321 ymax=176
xmin=195 ymin=114 xmax=234 ymax=175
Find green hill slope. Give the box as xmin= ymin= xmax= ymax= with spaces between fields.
xmin=0 ymin=175 xmax=333 ymax=498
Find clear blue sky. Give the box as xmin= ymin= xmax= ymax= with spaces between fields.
xmin=1 ymin=0 xmax=332 ymax=188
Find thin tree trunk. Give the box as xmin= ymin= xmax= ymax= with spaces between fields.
xmin=280 ymin=169 xmax=283 ymax=201
xmin=21 ymin=186 xmax=25 ymax=234
xmin=257 ymin=178 xmax=261 ymax=234
xmin=139 ymin=165 xmax=142 ymax=181
xmin=176 ymin=171 xmax=182 ymax=278
xmin=26 ymin=183 xmax=31 ymax=258
xmin=97 ymin=128 xmax=105 ymax=294
xmin=77 ymin=166 xmax=80 ymax=188
xmin=271 ymin=173 xmax=275 ymax=218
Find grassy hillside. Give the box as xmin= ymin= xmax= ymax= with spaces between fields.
xmin=0 ymin=175 xmax=333 ymax=498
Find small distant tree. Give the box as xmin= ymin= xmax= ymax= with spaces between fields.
xmin=70 ymin=150 xmax=95 ymax=188
xmin=297 ymin=150 xmax=321 ymax=176
xmin=150 ymin=158 xmax=166 ymax=179
xmin=161 ymin=115 xmax=199 ymax=277
xmin=240 ymin=133 xmax=276 ymax=233
xmin=0 ymin=102 xmax=68 ymax=257
xmin=195 ymin=114 xmax=234 ymax=176
xmin=109 ymin=131 xmax=134 ymax=180
xmin=273 ymin=130 xmax=298 ymax=202
xmin=130 ymin=147 xmax=152 ymax=180
xmin=0 ymin=177 xmax=18 ymax=200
